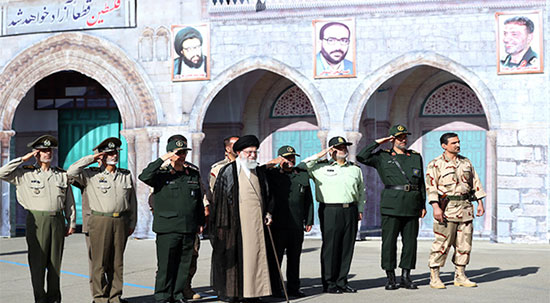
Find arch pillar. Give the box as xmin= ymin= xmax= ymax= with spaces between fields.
xmin=345 ymin=131 xmax=363 ymax=162
xmin=191 ymin=132 xmax=206 ymax=167
xmin=0 ymin=130 xmax=15 ymax=237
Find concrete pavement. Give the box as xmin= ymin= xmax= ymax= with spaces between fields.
xmin=1 ymin=234 xmax=549 ymax=303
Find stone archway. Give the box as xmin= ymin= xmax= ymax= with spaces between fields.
xmin=344 ymin=51 xmax=500 ymax=132
xmin=0 ymin=32 xmax=163 ymax=237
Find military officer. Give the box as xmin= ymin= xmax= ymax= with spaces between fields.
xmin=356 ymin=124 xmax=426 ymax=290
xmin=303 ymin=136 xmax=365 ymax=294
xmin=265 ymin=145 xmax=314 ymax=298
xmin=67 ymin=137 xmax=137 ymax=303
xmin=0 ymin=135 xmax=75 ymax=303
xmin=139 ymin=135 xmax=205 ymax=303
xmin=425 ymin=132 xmax=486 ymax=289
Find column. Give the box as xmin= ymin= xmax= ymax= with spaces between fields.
xmin=0 ymin=130 xmax=15 ymax=237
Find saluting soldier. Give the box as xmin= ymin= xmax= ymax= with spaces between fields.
xmin=67 ymin=137 xmax=137 ymax=303
xmin=425 ymin=132 xmax=486 ymax=289
xmin=139 ymin=135 xmax=205 ymax=303
xmin=356 ymin=125 xmax=426 ymax=290
xmin=0 ymin=135 xmax=75 ymax=303
xmin=303 ymin=136 xmax=365 ymax=294
xmin=265 ymin=145 xmax=314 ymax=298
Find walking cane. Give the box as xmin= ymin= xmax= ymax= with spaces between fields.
xmin=266 ymin=224 xmax=291 ymax=303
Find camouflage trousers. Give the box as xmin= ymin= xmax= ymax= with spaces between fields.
xmin=428 ymin=220 xmax=473 ymax=268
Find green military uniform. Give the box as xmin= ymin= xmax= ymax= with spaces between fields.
xmin=356 ymin=125 xmax=426 ymax=289
xmin=67 ymin=137 xmax=137 ymax=303
xmin=304 ymin=137 xmax=366 ymax=293
xmin=138 ymin=135 xmax=205 ymax=303
xmin=265 ymin=146 xmax=314 ymax=296
xmin=0 ymin=135 xmax=76 ymax=303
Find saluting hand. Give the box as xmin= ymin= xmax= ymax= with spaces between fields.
xmin=375 ymin=136 xmax=395 ymax=145
xmin=160 ymin=151 xmax=177 ymax=161
xmin=21 ymin=150 xmax=39 ymax=162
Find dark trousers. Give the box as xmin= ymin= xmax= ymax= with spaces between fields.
xmin=381 ymin=214 xmax=419 ymax=270
xmin=319 ymin=203 xmax=358 ymax=290
xmin=154 ymin=232 xmax=195 ymax=302
xmin=183 ymin=234 xmax=201 ymax=297
xmin=269 ymin=228 xmax=305 ymax=293
xmin=26 ymin=212 xmax=65 ymax=303
xmin=88 ymin=215 xmax=129 ymax=303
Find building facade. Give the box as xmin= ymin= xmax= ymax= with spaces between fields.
xmin=0 ymin=0 xmax=548 ymax=243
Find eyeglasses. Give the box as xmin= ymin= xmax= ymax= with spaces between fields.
xmin=182 ymin=45 xmax=201 ymax=52
xmin=395 ymin=135 xmax=408 ymax=141
xmin=175 ymin=150 xmax=188 ymax=156
xmin=241 ymin=150 xmax=259 ymax=156
xmin=323 ymin=38 xmax=350 ymax=45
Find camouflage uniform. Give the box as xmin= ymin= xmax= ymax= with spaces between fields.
xmin=425 ymin=152 xmax=485 ymax=288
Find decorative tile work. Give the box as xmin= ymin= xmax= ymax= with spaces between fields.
xmin=271 ymin=85 xmax=315 ymax=117
xmin=422 ymin=81 xmax=484 ymax=116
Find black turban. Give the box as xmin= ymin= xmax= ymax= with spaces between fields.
xmin=233 ymin=135 xmax=260 ymax=153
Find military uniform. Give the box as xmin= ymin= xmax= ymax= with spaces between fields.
xmin=304 ymin=137 xmax=365 ymax=293
xmin=0 ymin=135 xmax=75 ymax=303
xmin=265 ymin=146 xmax=314 ymax=296
xmin=138 ymin=135 xmax=205 ymax=303
xmin=501 ymin=46 xmax=538 ymax=68
xmin=426 ymin=152 xmax=486 ymax=287
xmin=67 ymin=137 xmax=137 ymax=303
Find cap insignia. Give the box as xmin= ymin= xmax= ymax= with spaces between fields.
xmin=397 ymin=125 xmax=405 ymax=131
xmin=107 ymin=142 xmax=115 ymax=149
xmin=338 ymin=137 xmax=344 ymax=143
xmin=43 ymin=139 xmax=51 ymax=147
xmin=176 ymin=140 xmax=184 ymax=147
xmin=287 ymin=147 xmax=293 ymax=152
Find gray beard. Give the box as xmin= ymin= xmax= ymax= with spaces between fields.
xmin=335 ymin=153 xmax=348 ymax=161
xmin=106 ymin=161 xmax=118 ymax=166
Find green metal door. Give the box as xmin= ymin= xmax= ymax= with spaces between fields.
xmin=421 ymin=130 xmax=487 ymax=233
xmin=58 ymin=109 xmax=127 ymax=225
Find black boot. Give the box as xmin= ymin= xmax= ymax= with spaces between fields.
xmin=401 ymin=268 xmax=418 ymax=289
xmin=385 ymin=270 xmax=399 ymax=290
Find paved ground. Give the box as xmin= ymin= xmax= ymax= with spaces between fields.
xmin=1 ymin=234 xmax=549 ymax=303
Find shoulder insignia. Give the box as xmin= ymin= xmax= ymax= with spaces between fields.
xmin=118 ymin=168 xmax=130 ymax=174
xmin=382 ymin=149 xmax=391 ymax=153
xmin=54 ymin=166 xmax=66 ymax=172
xmin=409 ymin=149 xmax=419 ymax=154
xmin=23 ymin=165 xmax=35 ymax=170
xmin=185 ymin=162 xmax=199 ymax=171
xmin=317 ymin=159 xmax=329 ymax=164
xmin=89 ymin=167 xmax=101 ymax=172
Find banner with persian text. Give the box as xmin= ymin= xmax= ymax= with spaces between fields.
xmin=1 ymin=0 xmax=136 ymax=36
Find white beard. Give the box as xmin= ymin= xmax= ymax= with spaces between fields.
xmin=106 ymin=160 xmax=118 ymax=166
xmin=244 ymin=158 xmax=258 ymax=170
xmin=335 ymin=152 xmax=348 ymax=161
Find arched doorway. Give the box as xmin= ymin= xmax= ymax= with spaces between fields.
xmin=8 ymin=71 xmax=128 ymax=235
xmin=346 ymin=52 xmax=498 ymax=240
xmin=199 ymin=67 xmax=325 ymax=232
xmin=0 ymin=33 xmax=162 ymax=238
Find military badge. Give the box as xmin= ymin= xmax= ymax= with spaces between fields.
xmin=397 ymin=125 xmax=404 ymax=131
xmin=287 ymin=147 xmax=293 ymax=152
xmin=34 ymin=189 xmax=40 ymax=194
xmin=108 ymin=142 xmax=115 ymax=149
xmin=176 ymin=140 xmax=184 ymax=147
xmin=43 ymin=139 xmax=51 ymax=147
xmin=412 ymin=168 xmax=420 ymax=177
xmin=338 ymin=137 xmax=344 ymax=143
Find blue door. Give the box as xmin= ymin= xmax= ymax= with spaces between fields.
xmin=58 ymin=109 xmax=128 ymax=226
xmin=421 ymin=130 xmax=486 ymax=233
xmin=272 ymin=130 xmax=322 ymax=225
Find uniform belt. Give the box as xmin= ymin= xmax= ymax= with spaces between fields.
xmin=385 ymin=184 xmax=419 ymax=192
xmin=91 ymin=210 xmax=125 ymax=218
xmin=323 ymin=202 xmax=357 ymax=208
xmin=28 ymin=210 xmax=62 ymax=216
xmin=446 ymin=194 xmax=470 ymax=201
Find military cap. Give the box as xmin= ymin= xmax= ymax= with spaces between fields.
xmin=328 ymin=136 xmax=352 ymax=147
xmin=166 ymin=134 xmax=191 ymax=152
xmin=93 ymin=137 xmax=122 ymax=153
xmin=277 ymin=145 xmax=300 ymax=157
xmin=233 ymin=135 xmax=260 ymax=153
xmin=27 ymin=135 xmax=58 ymax=149
xmin=388 ymin=124 xmax=411 ymax=137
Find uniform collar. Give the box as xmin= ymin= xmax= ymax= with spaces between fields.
xmin=442 ymin=152 xmax=462 ymax=163
xmin=329 ymin=159 xmax=349 ymax=167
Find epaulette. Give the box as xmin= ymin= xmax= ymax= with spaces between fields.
xmin=348 ymin=161 xmax=360 ymax=167
xmin=382 ymin=149 xmax=391 ymax=153
xmin=89 ymin=167 xmax=101 ymax=172
xmin=317 ymin=159 xmax=329 ymax=163
xmin=23 ymin=165 xmax=36 ymax=170
xmin=409 ymin=150 xmax=420 ymax=155
xmin=118 ymin=168 xmax=130 ymax=174
xmin=54 ymin=166 xmax=66 ymax=172
xmin=185 ymin=162 xmax=199 ymax=171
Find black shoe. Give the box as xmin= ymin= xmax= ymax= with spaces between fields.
xmin=271 ymin=291 xmax=285 ymax=298
xmin=401 ymin=268 xmax=418 ymax=289
xmin=339 ymin=285 xmax=357 ymax=293
xmin=288 ymin=290 xmax=307 ymax=297
xmin=174 ymin=299 xmax=188 ymax=303
xmin=327 ymin=287 xmax=343 ymax=294
xmin=385 ymin=270 xmax=399 ymax=290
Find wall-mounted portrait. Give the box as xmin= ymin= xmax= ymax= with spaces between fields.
xmin=496 ymin=11 xmax=543 ymax=75
xmin=171 ymin=24 xmax=210 ymax=81
xmin=313 ymin=18 xmax=356 ymax=79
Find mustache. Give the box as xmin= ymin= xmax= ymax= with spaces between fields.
xmin=330 ymin=50 xmax=344 ymax=56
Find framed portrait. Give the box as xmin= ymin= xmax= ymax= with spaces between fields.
xmin=313 ymin=18 xmax=356 ymax=79
xmin=171 ymin=23 xmax=210 ymax=81
xmin=496 ymin=11 xmax=543 ymax=75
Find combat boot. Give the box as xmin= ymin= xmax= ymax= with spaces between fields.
xmin=429 ymin=267 xmax=446 ymax=289
xmin=400 ymin=268 xmax=418 ymax=289
xmin=454 ymin=265 xmax=477 ymax=287
xmin=385 ymin=270 xmax=399 ymax=290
